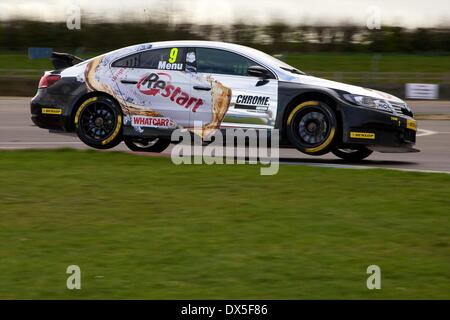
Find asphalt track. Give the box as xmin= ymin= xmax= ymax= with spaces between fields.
xmin=1 ymin=97 xmax=450 ymax=173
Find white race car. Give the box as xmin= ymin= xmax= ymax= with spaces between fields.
xmin=31 ymin=41 xmax=417 ymax=160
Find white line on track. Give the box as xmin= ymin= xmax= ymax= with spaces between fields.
xmin=416 ymin=129 xmax=438 ymax=137
xmin=281 ymin=161 xmax=450 ymax=174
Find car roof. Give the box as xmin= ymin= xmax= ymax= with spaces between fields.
xmin=150 ymin=40 xmax=258 ymax=54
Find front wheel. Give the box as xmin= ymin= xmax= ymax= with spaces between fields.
xmin=124 ymin=137 xmax=171 ymax=153
xmin=332 ymin=147 xmax=373 ymax=161
xmin=286 ymin=101 xmax=338 ymax=156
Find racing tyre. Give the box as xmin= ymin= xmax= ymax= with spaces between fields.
xmin=75 ymin=96 xmax=123 ymax=149
xmin=124 ymin=137 xmax=171 ymax=153
xmin=331 ymin=147 xmax=373 ymax=161
xmin=286 ymin=101 xmax=337 ymax=155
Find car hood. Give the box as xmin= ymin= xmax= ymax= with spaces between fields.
xmin=287 ymin=74 xmax=404 ymax=104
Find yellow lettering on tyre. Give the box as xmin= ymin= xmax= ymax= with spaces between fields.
xmin=101 ymin=114 xmax=122 ymax=145
xmin=287 ymin=101 xmax=336 ymax=154
xmin=75 ymin=97 xmax=98 ymax=126
xmin=287 ymin=101 xmax=320 ymax=125
xmin=305 ymin=127 xmax=336 ymax=153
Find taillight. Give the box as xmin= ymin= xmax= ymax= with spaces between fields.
xmin=38 ymin=74 xmax=61 ymax=89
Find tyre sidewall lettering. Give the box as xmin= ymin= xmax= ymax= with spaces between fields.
xmin=287 ymin=101 xmax=337 ymax=155
xmin=101 ymin=114 xmax=122 ymax=145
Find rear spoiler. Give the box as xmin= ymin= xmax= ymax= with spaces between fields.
xmin=51 ymin=52 xmax=84 ymax=70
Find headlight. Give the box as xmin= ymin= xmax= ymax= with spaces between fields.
xmin=343 ymin=94 xmax=394 ymax=113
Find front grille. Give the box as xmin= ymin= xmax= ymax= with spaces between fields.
xmin=391 ymin=103 xmax=403 ymax=113
xmin=391 ymin=102 xmax=414 ymax=117
xmin=404 ymin=129 xmax=416 ymax=143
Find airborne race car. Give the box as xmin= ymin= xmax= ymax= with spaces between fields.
xmin=31 ymin=41 xmax=418 ymax=161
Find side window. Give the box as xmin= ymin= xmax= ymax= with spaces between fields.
xmin=112 ymin=53 xmax=140 ymax=68
xmin=112 ymin=48 xmax=185 ymax=70
xmin=195 ymin=48 xmax=265 ymax=77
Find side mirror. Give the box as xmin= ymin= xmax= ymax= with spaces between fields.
xmin=247 ymin=65 xmax=272 ymax=79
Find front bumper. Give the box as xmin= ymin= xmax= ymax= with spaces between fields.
xmin=338 ymin=103 xmax=418 ymax=152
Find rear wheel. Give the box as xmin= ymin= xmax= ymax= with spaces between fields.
xmin=74 ymin=96 xmax=123 ymax=149
xmin=286 ymin=101 xmax=338 ymax=155
xmin=332 ymin=147 xmax=373 ymax=161
xmin=124 ymin=137 xmax=171 ymax=153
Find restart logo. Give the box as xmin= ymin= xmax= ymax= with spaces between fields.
xmin=137 ymin=72 xmax=204 ymax=112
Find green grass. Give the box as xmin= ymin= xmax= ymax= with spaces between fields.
xmin=0 ymin=52 xmax=92 ymax=76
xmin=0 ymin=149 xmax=449 ymax=299
xmin=0 ymin=53 xmax=53 ymax=73
xmin=283 ymin=53 xmax=450 ymax=73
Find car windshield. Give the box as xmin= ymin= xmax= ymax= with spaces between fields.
xmin=246 ymin=47 xmax=305 ymax=75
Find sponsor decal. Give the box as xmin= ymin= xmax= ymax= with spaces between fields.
xmin=236 ymin=95 xmax=270 ymax=106
xmin=406 ymin=119 xmax=417 ymax=131
xmin=111 ymin=67 xmax=125 ymax=82
xmin=186 ymin=50 xmax=197 ymax=72
xmin=350 ymin=132 xmax=376 ymax=139
xmin=42 ymin=108 xmax=62 ymax=115
xmin=186 ymin=51 xmax=196 ymax=63
xmin=158 ymin=48 xmax=183 ymax=70
xmin=131 ymin=116 xmax=174 ymax=128
xmin=158 ymin=61 xmax=183 ymax=70
xmin=235 ymin=95 xmax=270 ymax=112
xmin=168 ymin=48 xmax=178 ymax=63
xmin=137 ymin=72 xmax=204 ymax=112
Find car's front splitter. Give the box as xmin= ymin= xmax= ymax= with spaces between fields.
xmin=338 ymin=103 xmax=418 ymax=152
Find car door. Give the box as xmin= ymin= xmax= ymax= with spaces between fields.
xmin=111 ymin=46 xmax=192 ymax=128
xmin=187 ymin=47 xmax=278 ymax=130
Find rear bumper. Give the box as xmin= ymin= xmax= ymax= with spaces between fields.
xmin=339 ymin=103 xmax=418 ymax=152
xmin=30 ymin=90 xmax=78 ymax=132
xmin=30 ymin=76 xmax=87 ymax=132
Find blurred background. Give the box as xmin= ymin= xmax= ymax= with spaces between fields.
xmin=1 ymin=0 xmax=449 ymax=98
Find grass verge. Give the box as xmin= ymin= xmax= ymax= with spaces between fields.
xmin=0 ymin=149 xmax=449 ymax=299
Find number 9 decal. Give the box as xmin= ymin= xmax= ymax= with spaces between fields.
xmin=169 ymin=48 xmax=178 ymax=63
